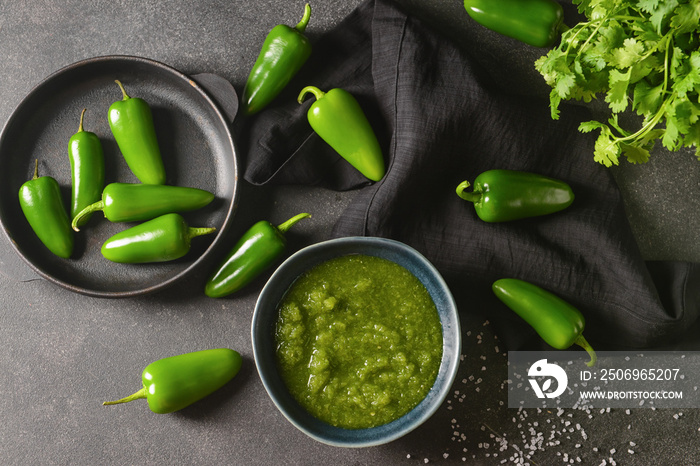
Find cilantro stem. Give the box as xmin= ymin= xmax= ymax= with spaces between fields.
xmin=568 ymin=12 xmax=647 ymax=59
xmin=607 ymin=116 xmax=629 ymax=137
xmin=609 ymin=34 xmax=673 ymax=145
xmin=662 ymin=34 xmax=672 ymax=95
xmin=638 ymin=32 xmax=672 ymax=62
xmin=578 ymin=21 xmax=605 ymax=57
xmin=613 ymin=100 xmax=667 ymax=144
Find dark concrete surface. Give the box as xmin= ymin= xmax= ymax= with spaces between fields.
xmin=2 ymin=1 xmax=700 ymax=464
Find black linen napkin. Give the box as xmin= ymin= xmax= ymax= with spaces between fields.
xmin=239 ymin=0 xmax=700 ymax=350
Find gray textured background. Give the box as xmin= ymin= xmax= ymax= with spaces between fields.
xmin=2 ymin=1 xmax=700 ymax=464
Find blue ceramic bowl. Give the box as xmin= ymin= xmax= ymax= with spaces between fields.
xmin=251 ymin=236 xmax=461 ymax=448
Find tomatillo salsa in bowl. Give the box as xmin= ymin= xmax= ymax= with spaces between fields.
xmin=251 ymin=236 xmax=461 ymax=447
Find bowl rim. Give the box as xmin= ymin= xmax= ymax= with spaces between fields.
xmin=251 ymin=236 xmax=461 ymax=447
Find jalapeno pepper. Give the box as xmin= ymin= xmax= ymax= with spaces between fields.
xmin=455 ymin=169 xmax=574 ymax=222
xmin=68 ymin=108 xmax=105 ymax=227
xmin=492 ymin=278 xmax=597 ymax=366
xmin=204 ymin=212 xmax=310 ymax=298
xmin=298 ymin=86 xmax=385 ymax=182
xmin=241 ymin=3 xmax=312 ymax=115
xmin=101 ymin=213 xmax=216 ymax=263
xmin=103 ymin=348 xmax=242 ymax=414
xmin=18 ymin=160 xmax=74 ymax=259
xmin=463 ymin=0 xmax=567 ymax=48
xmin=71 ymin=182 xmax=214 ymax=231
xmin=108 ymin=80 xmax=166 ymax=185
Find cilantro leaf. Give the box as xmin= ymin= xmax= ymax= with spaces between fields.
xmin=673 ymin=51 xmax=700 ymax=98
xmin=632 ymin=80 xmax=664 ymax=117
xmin=579 ymin=121 xmax=621 ymax=167
xmin=609 ymin=37 xmax=645 ymax=69
xmin=662 ymin=116 xmax=681 ymax=150
xmin=549 ymin=89 xmax=562 ymax=120
xmin=637 ymin=0 xmax=660 ymax=14
xmin=579 ymin=120 xmax=608 ymax=134
xmin=671 ymin=2 xmax=700 ymax=34
xmin=621 ymin=143 xmax=651 ymax=164
xmin=593 ymin=126 xmax=621 ymax=167
xmin=649 ymin=0 xmax=679 ymax=33
xmin=555 ymin=71 xmax=577 ymax=98
xmin=605 ymin=68 xmax=632 ymax=113
xmin=682 ymin=121 xmax=700 ymax=156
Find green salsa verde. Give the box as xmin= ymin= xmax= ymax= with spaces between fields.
xmin=274 ymin=254 xmax=443 ymax=429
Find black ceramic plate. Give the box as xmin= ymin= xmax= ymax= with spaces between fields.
xmin=0 ymin=56 xmax=239 ymax=297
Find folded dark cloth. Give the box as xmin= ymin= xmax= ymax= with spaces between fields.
xmin=239 ymin=0 xmax=700 ymax=350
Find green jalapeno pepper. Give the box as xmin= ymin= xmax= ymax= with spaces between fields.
xmin=71 ymin=182 xmax=214 ymax=231
xmin=241 ymin=3 xmax=312 ymax=115
xmin=456 ymin=169 xmax=574 ymax=222
xmin=492 ymin=278 xmax=597 ymax=367
xmin=108 ymin=80 xmax=166 ymax=185
xmin=205 ymin=212 xmax=310 ymax=298
xmin=298 ymin=86 xmax=385 ymax=182
xmin=19 ymin=160 xmax=74 ymax=259
xmin=101 ymin=213 xmax=216 ymax=263
xmin=68 ymin=108 xmax=105 ymax=227
xmin=463 ymin=0 xmax=567 ymax=48
xmin=103 ymin=348 xmax=242 ymax=414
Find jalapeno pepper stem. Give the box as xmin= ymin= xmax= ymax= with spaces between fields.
xmin=575 ymin=334 xmax=597 ymax=367
xmin=115 ymin=80 xmax=130 ymax=101
xmin=102 ymin=387 xmax=147 ymax=406
xmin=78 ymin=108 xmax=87 ymax=132
xmin=31 ymin=159 xmax=39 ymax=180
xmin=188 ymin=227 xmax=217 ymax=239
xmin=297 ymin=86 xmax=325 ymax=104
xmin=295 ymin=4 xmax=311 ymax=33
xmin=455 ymin=180 xmax=482 ymax=203
xmin=277 ymin=212 xmax=311 ymax=234
xmin=71 ymin=200 xmax=105 ymax=231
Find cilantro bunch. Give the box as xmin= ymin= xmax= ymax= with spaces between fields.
xmin=535 ymin=0 xmax=700 ymax=166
